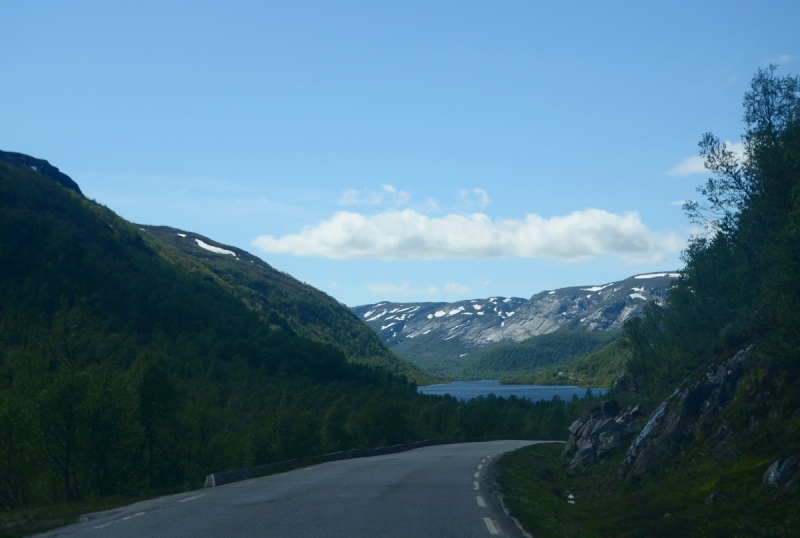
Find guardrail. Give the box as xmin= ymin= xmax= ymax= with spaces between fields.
xmin=204 ymin=436 xmax=562 ymax=487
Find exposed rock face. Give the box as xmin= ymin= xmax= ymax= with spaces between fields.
xmin=562 ymin=401 xmax=646 ymax=467
xmin=0 ymin=150 xmax=83 ymax=195
xmin=622 ymin=346 xmax=754 ymax=478
xmin=614 ymin=372 xmax=640 ymax=395
xmin=353 ymin=273 xmax=678 ymax=353
xmin=763 ymin=453 xmax=800 ymax=488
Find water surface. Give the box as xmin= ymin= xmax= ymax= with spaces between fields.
xmin=418 ymin=379 xmax=607 ymax=401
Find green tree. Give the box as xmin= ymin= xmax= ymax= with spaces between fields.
xmin=133 ymin=353 xmax=180 ymax=488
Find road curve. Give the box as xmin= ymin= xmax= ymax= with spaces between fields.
xmin=38 ymin=440 xmax=545 ymax=538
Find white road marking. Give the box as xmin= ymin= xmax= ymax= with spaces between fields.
xmin=474 ymin=472 xmax=480 ymax=478
xmin=177 ymin=494 xmax=207 ymax=503
xmin=478 ymin=464 xmax=483 ymax=469
xmin=474 ymin=481 xmax=480 ymax=490
xmin=484 ymin=517 xmax=501 ymax=535
xmin=94 ymin=511 xmax=146 ymax=529
xmin=477 ymin=496 xmax=486 ymax=507
xmin=120 ymin=512 xmax=145 ymax=521
xmin=482 ymin=458 xmax=487 ymax=463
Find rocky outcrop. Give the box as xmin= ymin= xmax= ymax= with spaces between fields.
xmin=562 ymin=401 xmax=647 ymax=467
xmin=622 ymin=346 xmax=754 ymax=478
xmin=763 ymin=453 xmax=800 ymax=488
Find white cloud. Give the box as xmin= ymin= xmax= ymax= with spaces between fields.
xmin=665 ymin=155 xmax=707 ymax=176
xmin=364 ymin=282 xmax=439 ymax=296
xmin=339 ymin=184 xmax=410 ymax=206
xmin=477 ymin=279 xmax=491 ymax=289
xmin=670 ymin=200 xmax=688 ymax=206
xmin=422 ymin=198 xmax=440 ymax=212
xmin=666 ymin=141 xmax=745 ymax=176
xmin=251 ymin=208 xmax=683 ymax=261
xmin=460 ymin=188 xmax=492 ymax=208
xmin=445 ymin=282 xmax=471 ymax=294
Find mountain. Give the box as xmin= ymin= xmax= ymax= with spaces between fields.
xmin=0 ymin=149 xmax=82 ymax=195
xmin=352 ymin=273 xmax=676 ymax=375
xmin=0 ymin=150 xmax=433 ymax=385
xmin=136 ymin=226 xmax=437 ymax=385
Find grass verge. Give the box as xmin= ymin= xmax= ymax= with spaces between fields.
xmin=497 ymin=440 xmax=800 ymax=537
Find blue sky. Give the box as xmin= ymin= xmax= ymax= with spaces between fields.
xmin=2 ymin=1 xmax=797 ymax=306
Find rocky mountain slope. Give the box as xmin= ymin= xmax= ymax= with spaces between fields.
xmin=352 ymin=273 xmax=677 ymax=372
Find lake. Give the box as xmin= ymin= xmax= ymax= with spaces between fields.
xmin=417 ymin=379 xmax=607 ymax=401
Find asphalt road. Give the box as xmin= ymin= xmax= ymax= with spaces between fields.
xmin=38 ymin=440 xmax=546 ymax=538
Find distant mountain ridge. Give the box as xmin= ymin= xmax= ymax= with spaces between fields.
xmin=352 ymin=273 xmax=677 ymax=375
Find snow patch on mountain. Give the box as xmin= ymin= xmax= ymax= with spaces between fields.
xmin=635 ymin=272 xmax=680 ymax=279
xmin=367 ymin=310 xmax=387 ymax=321
xmin=351 ymin=273 xmax=677 ymax=359
xmin=196 ymin=239 xmax=236 ymax=256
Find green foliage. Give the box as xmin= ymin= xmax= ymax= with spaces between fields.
xmin=390 ymin=330 xmax=480 ymax=377
xmin=460 ymin=329 xmax=623 ymax=380
xmin=513 ymin=338 xmax=631 ymax=388
xmin=499 ymin=438 xmax=800 ymax=538
xmin=625 ymin=66 xmax=800 ymax=404
xmin=139 ymin=226 xmax=438 ymax=385
xmin=493 ymin=66 xmax=800 ymax=538
xmin=492 ymin=66 xmax=800 ymax=536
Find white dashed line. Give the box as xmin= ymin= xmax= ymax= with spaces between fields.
xmin=484 ymin=517 xmax=502 ymax=535
xmin=474 ymin=481 xmax=480 ymax=490
xmin=177 ymin=494 xmax=207 ymax=503
xmin=474 ymin=472 xmax=480 ymax=478
xmin=477 ymin=496 xmax=486 ymax=507
xmin=121 ymin=512 xmax=145 ymax=521
xmin=478 ymin=464 xmax=483 ymax=469
xmin=93 ymin=511 xmax=146 ymax=529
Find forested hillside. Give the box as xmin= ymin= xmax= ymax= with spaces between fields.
xmin=459 ymin=329 xmax=623 ymax=381
xmin=507 ymin=338 xmax=631 ymax=388
xmin=138 ymin=225 xmax=436 ymax=384
xmin=499 ymin=67 xmax=800 ymax=536
xmin=0 ymin=158 xmax=586 ymax=533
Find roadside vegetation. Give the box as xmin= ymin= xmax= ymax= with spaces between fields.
xmin=498 ymin=66 xmax=800 ymax=536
